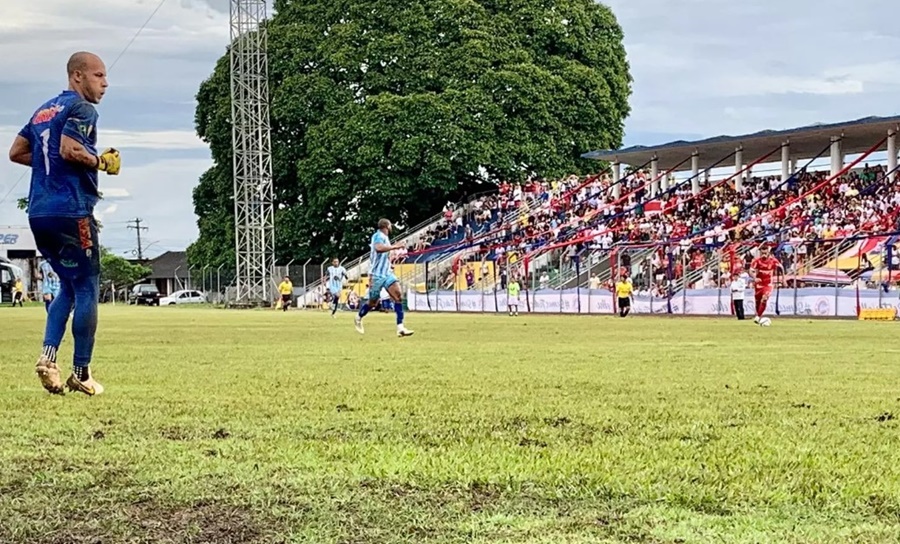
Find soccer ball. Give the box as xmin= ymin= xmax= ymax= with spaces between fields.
xmin=759 ymin=317 xmax=772 ymax=327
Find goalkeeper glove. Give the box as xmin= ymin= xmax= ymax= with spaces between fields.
xmin=97 ymin=148 xmax=121 ymax=175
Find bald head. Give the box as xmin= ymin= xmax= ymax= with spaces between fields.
xmin=67 ymin=52 xmax=101 ymax=76
xmin=66 ymin=52 xmax=108 ymax=104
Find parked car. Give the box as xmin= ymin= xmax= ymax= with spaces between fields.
xmin=159 ymin=289 xmax=207 ymax=306
xmin=131 ymin=284 xmax=162 ymax=306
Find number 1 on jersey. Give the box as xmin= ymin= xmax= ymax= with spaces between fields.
xmin=39 ymin=128 xmax=51 ymax=175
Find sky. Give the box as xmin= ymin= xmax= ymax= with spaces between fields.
xmin=1 ymin=0 xmax=898 ymax=258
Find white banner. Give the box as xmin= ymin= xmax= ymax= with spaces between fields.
xmin=408 ymin=288 xmax=900 ymax=317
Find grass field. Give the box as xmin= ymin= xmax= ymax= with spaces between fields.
xmin=1 ymin=306 xmax=899 ymax=543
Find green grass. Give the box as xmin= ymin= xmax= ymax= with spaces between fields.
xmin=1 ymin=306 xmax=899 ymax=543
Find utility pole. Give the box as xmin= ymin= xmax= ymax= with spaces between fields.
xmin=127 ymin=218 xmax=149 ymax=261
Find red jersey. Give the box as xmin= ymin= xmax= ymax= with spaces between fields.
xmin=751 ymin=256 xmax=780 ymax=286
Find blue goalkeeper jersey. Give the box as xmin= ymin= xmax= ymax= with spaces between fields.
xmin=18 ymin=90 xmax=100 ymax=218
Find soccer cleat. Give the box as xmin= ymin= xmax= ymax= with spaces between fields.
xmin=753 ymin=316 xmax=760 ymax=324
xmin=66 ymin=369 xmax=104 ymax=396
xmin=354 ymin=317 xmax=365 ymax=334
xmin=397 ymin=326 xmax=414 ymax=337
xmin=35 ymin=356 xmax=64 ymax=395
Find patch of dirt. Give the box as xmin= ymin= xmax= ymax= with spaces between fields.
xmin=865 ymin=493 xmax=900 ymax=522
xmin=544 ymin=416 xmax=572 ymax=428
xmin=495 ymin=416 xmax=529 ymax=432
xmin=212 ymin=428 xmax=231 ymax=440
xmin=124 ymin=500 xmax=262 ymax=544
xmin=18 ymin=501 xmax=265 ymax=544
xmin=518 ymin=437 xmax=548 ymax=448
xmin=92 ymin=430 xmax=105 ymax=440
xmin=791 ymin=403 xmax=812 ymax=409
xmin=160 ymin=426 xmax=193 ymax=441
xmin=875 ymin=412 xmax=894 ymax=422
xmin=335 ymin=404 xmax=356 ymax=413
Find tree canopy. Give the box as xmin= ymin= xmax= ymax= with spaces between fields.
xmin=189 ymin=0 xmax=631 ymax=267
xmin=99 ymin=248 xmax=151 ymax=290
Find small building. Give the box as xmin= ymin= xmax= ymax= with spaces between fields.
xmin=0 ymin=225 xmax=40 ymax=302
xmin=145 ymin=251 xmax=189 ymax=296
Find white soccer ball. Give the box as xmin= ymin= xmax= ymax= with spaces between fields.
xmin=759 ymin=317 xmax=772 ymax=327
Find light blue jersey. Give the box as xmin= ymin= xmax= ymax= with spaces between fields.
xmin=370 ymin=230 xmax=392 ymax=277
xmin=327 ymin=265 xmax=346 ymax=294
xmin=368 ymin=229 xmax=398 ymax=300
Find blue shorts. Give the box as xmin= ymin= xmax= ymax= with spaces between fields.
xmin=368 ymin=273 xmax=398 ymax=301
xmin=30 ymin=216 xmax=100 ymax=281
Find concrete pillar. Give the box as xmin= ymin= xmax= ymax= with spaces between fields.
xmin=612 ymin=161 xmax=621 ymax=199
xmin=650 ymin=158 xmax=659 ymax=197
xmin=830 ymin=137 xmax=842 ymax=178
xmin=781 ymin=143 xmax=790 ymax=183
xmin=661 ymin=173 xmax=669 ymax=192
xmin=888 ymin=130 xmax=897 ymax=180
xmin=691 ymin=151 xmax=700 ymax=195
xmin=734 ymin=147 xmax=743 ymax=192
xmin=790 ymin=157 xmax=797 ymax=175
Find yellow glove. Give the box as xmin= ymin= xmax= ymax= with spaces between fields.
xmin=97 ymin=148 xmax=121 ymax=175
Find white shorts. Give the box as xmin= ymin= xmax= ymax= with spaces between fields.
xmin=508 ymin=296 xmax=520 ymax=305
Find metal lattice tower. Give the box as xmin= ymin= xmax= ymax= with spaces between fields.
xmin=230 ymin=0 xmax=274 ymax=306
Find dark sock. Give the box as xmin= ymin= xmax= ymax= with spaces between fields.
xmin=358 ymin=303 xmax=371 ymax=319
xmin=394 ymin=301 xmax=404 ymax=325
xmin=74 ymin=365 xmax=88 ymax=381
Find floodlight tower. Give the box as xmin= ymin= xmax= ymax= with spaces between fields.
xmin=229 ymin=0 xmax=274 ymax=306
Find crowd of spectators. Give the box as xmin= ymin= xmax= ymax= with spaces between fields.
xmin=407 ymin=162 xmax=900 ymax=292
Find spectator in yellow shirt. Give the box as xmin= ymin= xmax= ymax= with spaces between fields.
xmin=615 ymin=276 xmax=633 ymax=318
xmin=278 ymin=276 xmax=293 ymax=312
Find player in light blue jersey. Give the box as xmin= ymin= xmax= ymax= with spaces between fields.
xmin=324 ymin=258 xmax=348 ymax=317
xmin=355 ymin=219 xmax=414 ymax=337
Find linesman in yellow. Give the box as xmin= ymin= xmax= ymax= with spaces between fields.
xmin=615 ymin=273 xmax=633 ymax=318
xmin=277 ymin=276 xmax=293 ymax=311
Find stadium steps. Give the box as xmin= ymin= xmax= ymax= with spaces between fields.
xmin=396 ymin=196 xmax=548 ymax=293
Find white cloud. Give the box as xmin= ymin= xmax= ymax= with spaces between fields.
xmin=0 ymin=126 xmax=206 ymax=151
xmin=100 ymin=129 xmax=207 ymax=150
xmin=605 ymin=0 xmax=900 ymax=142
xmin=714 ymin=75 xmax=865 ymax=97
xmin=101 ymin=188 xmax=132 ymax=199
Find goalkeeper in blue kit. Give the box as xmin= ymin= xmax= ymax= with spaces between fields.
xmin=8 ymin=52 xmax=121 ymax=396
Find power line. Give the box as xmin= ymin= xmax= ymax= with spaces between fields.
xmin=127 ymin=218 xmax=149 ymax=260
xmin=0 ymin=0 xmax=170 ymax=208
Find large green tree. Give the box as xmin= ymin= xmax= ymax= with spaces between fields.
xmin=100 ymin=248 xmax=151 ymax=289
xmin=189 ymin=0 xmax=631 ymax=266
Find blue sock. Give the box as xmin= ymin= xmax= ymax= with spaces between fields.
xmin=358 ymin=303 xmax=371 ymax=319
xmin=71 ymin=274 xmax=99 ymax=368
xmin=394 ymin=302 xmax=404 ymax=325
xmin=44 ymin=299 xmax=51 ymax=313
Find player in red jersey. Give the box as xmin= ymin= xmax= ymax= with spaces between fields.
xmin=749 ymin=244 xmax=783 ymax=324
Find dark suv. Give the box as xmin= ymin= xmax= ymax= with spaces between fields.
xmin=131 ymin=284 xmax=161 ymax=306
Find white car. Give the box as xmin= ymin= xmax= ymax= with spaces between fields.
xmin=159 ymin=289 xmax=207 ymax=306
